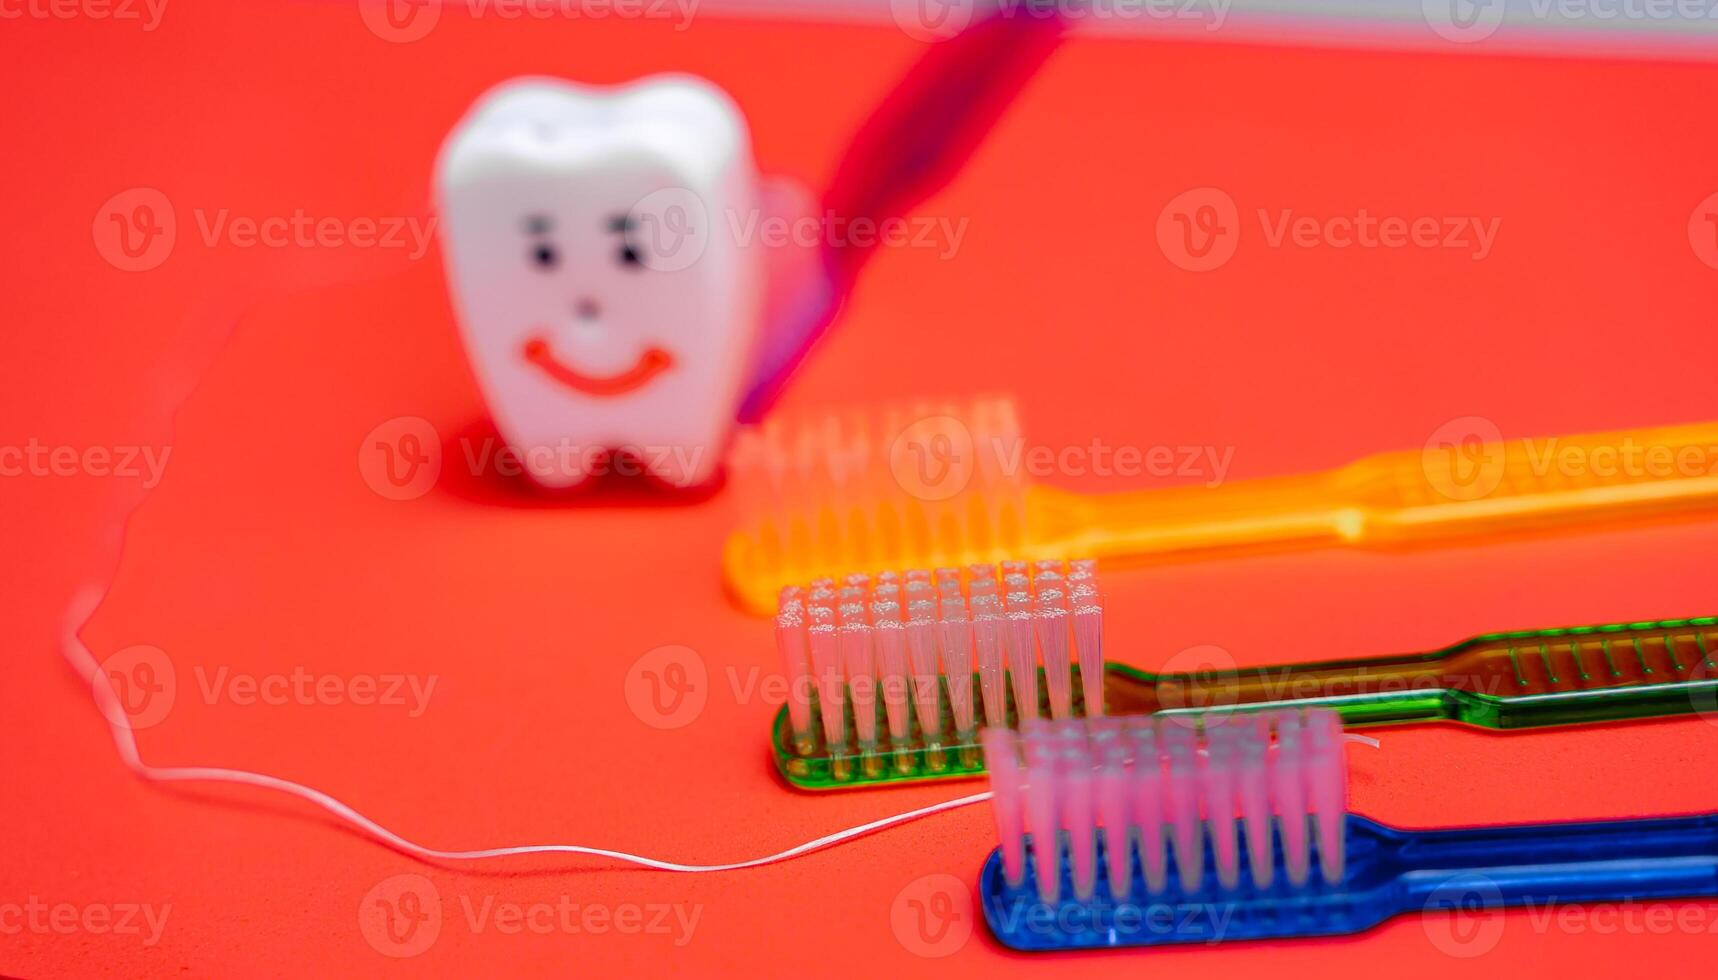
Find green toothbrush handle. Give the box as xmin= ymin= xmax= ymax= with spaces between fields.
xmin=1106 ymin=616 xmax=1718 ymax=729
xmin=772 ymin=617 xmax=1718 ymax=790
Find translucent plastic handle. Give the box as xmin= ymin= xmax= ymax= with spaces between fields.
xmin=979 ymin=813 xmax=1718 ymax=951
xmin=1066 ymin=420 xmax=1718 ymax=558
xmin=1395 ymin=813 xmax=1718 ymax=907
xmin=1127 ymin=617 xmax=1718 ymax=729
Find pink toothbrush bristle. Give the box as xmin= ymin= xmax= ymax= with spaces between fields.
xmin=983 ymin=727 xmax=1028 ymax=886
xmin=1273 ymin=716 xmax=1312 ymax=887
xmin=1163 ymin=723 xmax=1204 ymax=892
xmin=1200 ymin=719 xmax=1248 ymax=890
xmin=774 ymin=559 xmax=1103 ymax=771
xmin=1057 ymin=736 xmax=1099 ymax=900
xmin=980 ymin=709 xmax=1350 ymax=898
xmin=1021 ymin=733 xmax=1062 ymax=902
xmin=1092 ymin=723 xmax=1132 ymax=899
xmin=1308 ymin=710 xmax=1347 ymax=885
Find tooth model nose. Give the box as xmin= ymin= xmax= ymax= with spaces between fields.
xmin=575 ymin=298 xmax=601 ymax=321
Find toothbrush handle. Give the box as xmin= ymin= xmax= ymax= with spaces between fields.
xmin=819 ymin=9 xmax=1064 ymax=286
xmin=1066 ymin=420 xmax=1718 ymax=558
xmin=1100 ymin=617 xmax=1718 ymax=729
xmin=1110 ymin=655 xmax=1453 ymax=725
xmin=1392 ymin=813 xmax=1718 ymax=907
xmin=737 ymin=10 xmax=1064 ymax=422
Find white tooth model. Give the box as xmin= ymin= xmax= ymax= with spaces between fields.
xmin=436 ymin=75 xmax=760 ymax=489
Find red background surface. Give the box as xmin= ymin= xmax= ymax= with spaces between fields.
xmin=5 ymin=2 xmax=1718 ymax=976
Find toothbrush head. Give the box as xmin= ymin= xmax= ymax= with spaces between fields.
xmin=981 ymin=709 xmax=1349 ymax=907
xmin=726 ymin=397 xmax=1042 ymax=614
xmin=772 ymin=558 xmax=1107 ymax=789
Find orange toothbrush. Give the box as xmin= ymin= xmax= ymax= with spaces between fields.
xmin=723 ymin=398 xmax=1718 ymax=613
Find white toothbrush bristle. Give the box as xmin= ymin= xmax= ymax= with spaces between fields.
xmin=774 ymin=559 xmax=1104 ymax=774
xmin=982 ymin=709 xmax=1349 ymax=900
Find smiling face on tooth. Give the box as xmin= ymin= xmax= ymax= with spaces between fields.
xmin=436 ymin=76 xmax=760 ymax=488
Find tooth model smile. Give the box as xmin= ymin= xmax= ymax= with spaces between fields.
xmin=521 ymin=336 xmax=674 ymax=397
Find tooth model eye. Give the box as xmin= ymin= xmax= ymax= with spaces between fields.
xmin=532 ymin=243 xmax=558 ymax=269
xmin=608 ymin=213 xmax=644 ymax=270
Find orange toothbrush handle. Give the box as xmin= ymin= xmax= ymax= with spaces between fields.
xmin=1066 ymin=420 xmax=1718 ymax=558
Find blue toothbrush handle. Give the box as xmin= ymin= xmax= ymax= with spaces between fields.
xmin=981 ymin=814 xmax=1718 ymax=951
xmin=1391 ymin=813 xmax=1718 ymax=908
